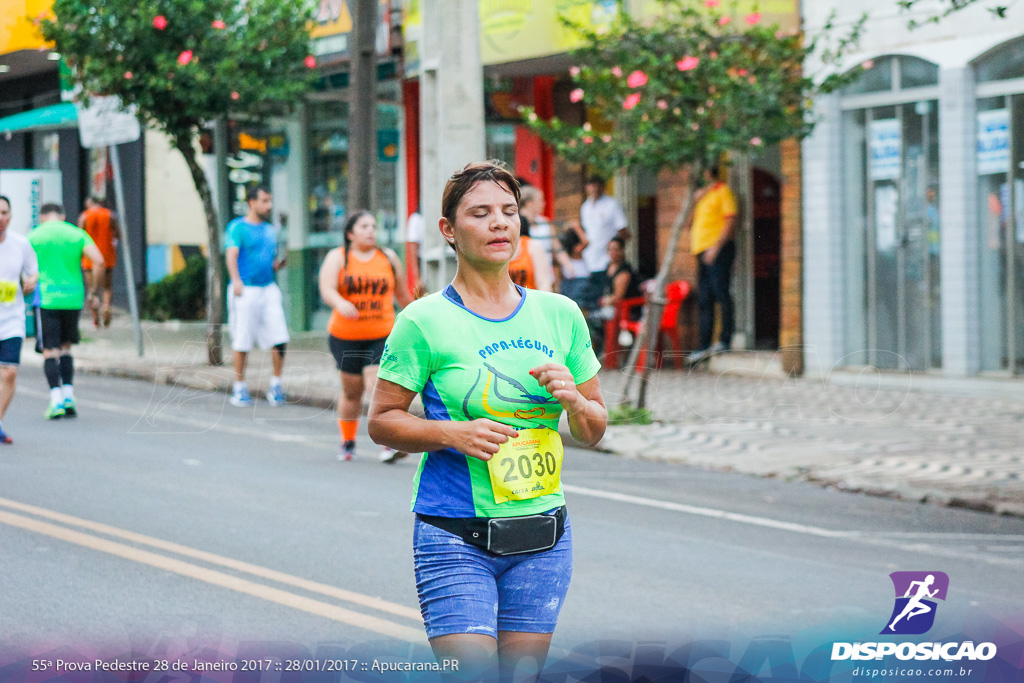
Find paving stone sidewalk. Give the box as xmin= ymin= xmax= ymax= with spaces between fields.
xmin=27 ymin=318 xmax=1024 ymax=517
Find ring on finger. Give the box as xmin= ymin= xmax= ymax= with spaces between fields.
xmin=559 ymin=380 xmax=566 ymax=389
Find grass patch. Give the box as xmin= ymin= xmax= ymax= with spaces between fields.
xmin=608 ymin=403 xmax=654 ymax=426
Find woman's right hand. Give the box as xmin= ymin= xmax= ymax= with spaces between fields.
xmin=450 ymin=419 xmax=519 ymax=461
xmin=335 ymin=300 xmax=360 ymax=319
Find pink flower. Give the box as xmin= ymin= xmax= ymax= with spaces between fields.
xmin=177 ymin=50 xmax=193 ymax=65
xmin=231 ymin=91 xmax=240 ymax=100
xmin=691 ymin=122 xmax=700 ymax=130
xmin=569 ymin=65 xmax=580 ymax=77
xmin=569 ymin=139 xmax=578 ymax=148
xmin=623 ymin=93 xmax=642 ymax=109
xmin=704 ymin=0 xmax=720 ymax=6
xmin=737 ymin=69 xmax=748 ymax=76
xmin=748 ymin=75 xmax=757 ymax=84
xmin=583 ymin=122 xmax=592 ymax=131
xmin=745 ymin=12 xmax=761 ymax=25
xmin=583 ymin=136 xmax=594 ymax=144
xmin=627 ymin=70 xmax=647 ymax=88
xmin=527 ymin=111 xmax=538 ymax=122
xmin=570 ymin=88 xmax=584 ymax=103
xmin=153 ymin=15 xmax=167 ymax=30
xmin=657 ymin=99 xmax=668 ymax=110
xmin=305 ymin=55 xmax=317 ymax=69
xmin=676 ymin=56 xmax=699 ymax=72
xmin=750 ymin=137 xmax=763 ymax=146
xmin=611 ymin=66 xmax=622 ymax=77
xmin=212 ymin=19 xmax=227 ymax=29
xmin=602 ymin=134 xmax=612 ymax=143
xmin=718 ymin=16 xmax=731 ymax=26
xmin=123 ymin=71 xmax=133 ymax=79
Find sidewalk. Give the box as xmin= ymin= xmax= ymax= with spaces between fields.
xmin=27 ymin=318 xmax=1024 ymax=517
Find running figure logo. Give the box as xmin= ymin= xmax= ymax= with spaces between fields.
xmin=880 ymin=571 xmax=949 ymax=635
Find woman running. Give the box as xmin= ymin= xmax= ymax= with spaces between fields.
xmin=368 ymin=161 xmax=608 ymax=681
xmin=319 ymin=210 xmax=412 ymax=462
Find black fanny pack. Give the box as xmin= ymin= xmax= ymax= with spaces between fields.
xmin=417 ymin=507 xmax=566 ymax=556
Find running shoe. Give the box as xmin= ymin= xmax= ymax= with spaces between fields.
xmin=0 ymin=425 xmax=12 ymax=444
xmin=379 ymin=447 xmax=409 ymax=464
xmin=62 ymin=396 xmax=77 ymax=417
xmin=338 ymin=440 xmax=356 ymax=462
xmin=102 ymin=308 xmax=112 ymax=327
xmin=266 ymin=384 xmax=286 ymax=406
xmin=45 ymin=402 xmax=66 ymax=420
xmin=229 ymin=386 xmax=254 ymax=407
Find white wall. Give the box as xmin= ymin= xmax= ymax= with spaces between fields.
xmin=804 ymin=0 xmax=1024 ymax=72
xmin=144 ymin=129 xmax=208 ymax=247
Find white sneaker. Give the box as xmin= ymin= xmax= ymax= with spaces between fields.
xmin=379 ymin=447 xmax=409 ymax=464
xmin=709 ymin=341 xmax=727 ymax=354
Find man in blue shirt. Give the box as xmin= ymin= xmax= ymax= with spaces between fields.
xmin=225 ymin=187 xmax=289 ymax=407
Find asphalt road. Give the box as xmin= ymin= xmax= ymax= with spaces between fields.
xmin=1 ymin=375 xmax=1022 ymax=677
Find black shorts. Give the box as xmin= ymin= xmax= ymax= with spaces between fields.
xmin=39 ymin=308 xmax=81 ymax=349
xmin=0 ymin=337 xmax=23 ymax=366
xmin=328 ymin=335 xmax=387 ymax=375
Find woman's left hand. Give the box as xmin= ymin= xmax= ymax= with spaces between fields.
xmin=530 ymin=363 xmax=585 ymax=414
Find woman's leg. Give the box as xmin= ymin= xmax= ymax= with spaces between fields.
xmin=497 ymin=631 xmax=553 ymax=683
xmin=429 ymin=633 xmax=498 ymax=682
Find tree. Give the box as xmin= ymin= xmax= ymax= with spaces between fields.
xmin=41 ymin=0 xmax=315 ymax=365
xmin=523 ymin=0 xmax=862 ymax=408
xmin=897 ymin=0 xmax=1012 ymax=28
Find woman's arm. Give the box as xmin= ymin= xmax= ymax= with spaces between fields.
xmin=601 ymin=270 xmax=631 ymax=308
xmin=529 ymin=238 xmax=555 ymax=293
xmin=317 ymin=249 xmax=359 ymax=318
xmin=369 ymin=378 xmax=520 ymax=461
xmin=529 ymin=364 xmax=607 ymax=446
xmin=384 ymin=248 xmax=414 ymax=308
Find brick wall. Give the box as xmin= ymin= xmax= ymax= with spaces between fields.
xmin=779 ymin=138 xmax=804 ymax=375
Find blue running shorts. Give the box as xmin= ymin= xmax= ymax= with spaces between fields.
xmin=412 ymin=514 xmax=573 ymax=639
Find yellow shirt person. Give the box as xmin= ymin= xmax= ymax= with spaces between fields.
xmin=690 ymin=181 xmax=738 ymax=257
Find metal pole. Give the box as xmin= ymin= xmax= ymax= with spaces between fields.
xmin=349 ymin=0 xmax=378 ymax=214
xmin=110 ymin=144 xmax=144 ymax=357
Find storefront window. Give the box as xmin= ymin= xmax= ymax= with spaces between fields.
xmin=841 ymin=57 xmax=941 ymax=371
xmin=975 ymin=38 xmax=1024 ymax=373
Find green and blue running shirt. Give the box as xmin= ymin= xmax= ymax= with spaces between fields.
xmin=378 ymin=284 xmax=601 ymax=518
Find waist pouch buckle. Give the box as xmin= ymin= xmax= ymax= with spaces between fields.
xmin=418 ymin=507 xmax=566 ymax=556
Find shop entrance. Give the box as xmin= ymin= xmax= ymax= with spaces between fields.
xmin=751 ymin=168 xmax=780 ymax=349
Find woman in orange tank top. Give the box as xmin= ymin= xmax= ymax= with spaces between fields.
xmin=318 ymin=211 xmax=412 ymax=462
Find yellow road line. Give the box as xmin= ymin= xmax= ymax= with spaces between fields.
xmin=0 ymin=496 xmax=422 ymax=622
xmin=0 ymin=509 xmax=425 ymax=643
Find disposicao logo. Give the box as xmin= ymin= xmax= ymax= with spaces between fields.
xmin=881 ymin=571 xmax=949 ymax=635
xmin=831 ymin=571 xmax=998 ymax=662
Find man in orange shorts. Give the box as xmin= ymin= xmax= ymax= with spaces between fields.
xmin=78 ymin=196 xmax=120 ymax=328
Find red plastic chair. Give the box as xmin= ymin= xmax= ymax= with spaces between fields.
xmin=603 ymin=280 xmax=690 ymax=369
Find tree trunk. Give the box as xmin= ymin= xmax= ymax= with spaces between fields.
xmin=623 ymin=170 xmax=699 ymax=408
xmin=175 ymin=133 xmax=225 ymax=366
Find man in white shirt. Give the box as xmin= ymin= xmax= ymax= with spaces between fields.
xmin=0 ymin=196 xmax=39 ymax=443
xmin=580 ymin=174 xmax=629 ymax=308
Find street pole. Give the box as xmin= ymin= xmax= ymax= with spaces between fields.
xmin=418 ymin=0 xmax=486 ymax=290
xmin=109 ymin=144 xmax=144 ymax=357
xmin=348 ymin=0 xmax=378 ymax=214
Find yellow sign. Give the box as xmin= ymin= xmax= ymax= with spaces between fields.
xmin=310 ymin=0 xmax=353 ymax=39
xmin=636 ymin=0 xmax=799 ymax=31
xmin=486 ymin=427 xmax=564 ymax=504
xmin=0 ymin=0 xmax=53 ymax=55
xmin=480 ymin=0 xmax=619 ymax=66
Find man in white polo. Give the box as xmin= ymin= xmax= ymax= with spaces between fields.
xmin=225 ymin=186 xmax=289 ymax=407
xmin=580 ymin=174 xmax=629 ymax=309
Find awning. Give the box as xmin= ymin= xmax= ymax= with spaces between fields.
xmin=0 ymin=102 xmax=77 ymax=134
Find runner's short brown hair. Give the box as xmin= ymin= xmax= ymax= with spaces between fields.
xmin=441 ymin=160 xmax=520 ymax=228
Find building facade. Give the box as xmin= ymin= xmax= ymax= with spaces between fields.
xmin=803 ymin=0 xmax=1024 ymax=377
xmin=403 ymin=0 xmax=806 ymax=370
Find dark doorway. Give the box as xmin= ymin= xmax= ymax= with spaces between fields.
xmin=752 ymin=168 xmax=781 ymax=349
